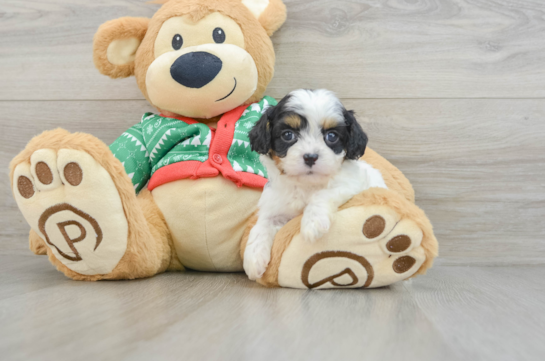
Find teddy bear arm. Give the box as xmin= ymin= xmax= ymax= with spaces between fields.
xmin=361 ymin=148 xmax=415 ymax=203
xmin=109 ymin=123 xmax=153 ymax=194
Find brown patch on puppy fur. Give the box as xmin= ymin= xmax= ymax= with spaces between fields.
xmin=271 ymin=153 xmax=285 ymax=174
xmin=322 ymin=117 xmax=340 ymax=130
xmin=284 ymin=114 xmax=301 ymax=128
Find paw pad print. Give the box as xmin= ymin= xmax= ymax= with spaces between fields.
xmin=361 ymin=215 xmax=422 ymax=275
xmin=276 ymin=205 xmax=427 ymax=289
xmin=12 ymin=148 xmax=129 ymax=276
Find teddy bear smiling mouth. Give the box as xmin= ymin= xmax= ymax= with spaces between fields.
xmin=216 ymin=77 xmax=237 ymax=102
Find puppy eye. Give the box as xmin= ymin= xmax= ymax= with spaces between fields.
xmin=172 ymin=34 xmax=183 ymax=50
xmin=325 ymin=131 xmax=339 ymax=144
xmin=213 ymin=28 xmax=226 ymax=43
xmin=281 ymin=130 xmax=296 ymax=142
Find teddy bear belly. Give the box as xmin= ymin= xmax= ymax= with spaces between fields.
xmin=152 ymin=176 xmax=262 ymax=272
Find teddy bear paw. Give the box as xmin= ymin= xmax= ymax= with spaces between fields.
xmin=275 ymin=204 xmax=430 ymax=289
xmin=12 ymin=148 xmax=129 ymax=275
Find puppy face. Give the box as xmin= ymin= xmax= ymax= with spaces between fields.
xmin=249 ymin=89 xmax=368 ymax=183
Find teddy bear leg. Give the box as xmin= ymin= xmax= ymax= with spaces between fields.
xmin=245 ymin=187 xmax=438 ymax=289
xmin=10 ymin=129 xmax=179 ymax=281
xmin=135 ymin=188 xmax=185 ymax=273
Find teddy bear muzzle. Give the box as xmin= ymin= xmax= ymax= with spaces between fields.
xmin=146 ymin=43 xmax=258 ymax=119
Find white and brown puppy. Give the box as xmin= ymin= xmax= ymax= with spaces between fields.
xmin=243 ymin=89 xmax=388 ymax=280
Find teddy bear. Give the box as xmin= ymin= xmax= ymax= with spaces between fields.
xmin=9 ymin=0 xmax=438 ymax=289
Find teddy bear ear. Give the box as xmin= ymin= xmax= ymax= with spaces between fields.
xmin=93 ymin=17 xmax=149 ymax=79
xmin=241 ymin=0 xmax=287 ymax=36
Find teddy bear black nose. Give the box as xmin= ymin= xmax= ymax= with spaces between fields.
xmin=170 ymin=52 xmax=223 ymax=88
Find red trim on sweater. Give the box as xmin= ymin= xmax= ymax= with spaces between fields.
xmin=207 ymin=105 xmax=246 ymax=186
xmin=148 ymin=106 xmax=267 ymax=191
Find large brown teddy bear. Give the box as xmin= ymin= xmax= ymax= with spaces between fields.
xmin=9 ymin=0 xmax=438 ymax=289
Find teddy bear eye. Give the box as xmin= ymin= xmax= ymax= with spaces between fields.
xmin=172 ymin=34 xmax=183 ymax=50
xmin=213 ymin=28 xmax=226 ymax=44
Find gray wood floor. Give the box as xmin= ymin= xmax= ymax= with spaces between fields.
xmin=1 ymin=0 xmax=545 ymax=360
xmin=1 ymin=255 xmax=543 ymax=361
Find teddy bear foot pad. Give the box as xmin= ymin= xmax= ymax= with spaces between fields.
xmin=276 ymin=205 xmax=426 ymax=289
xmin=12 ymin=148 xmax=128 ymax=275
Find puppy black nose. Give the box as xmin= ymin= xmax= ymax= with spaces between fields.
xmin=170 ymin=52 xmax=222 ymax=88
xmin=303 ymin=153 xmax=319 ymax=167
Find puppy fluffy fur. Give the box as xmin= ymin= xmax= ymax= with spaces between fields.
xmin=243 ymin=89 xmax=387 ymax=280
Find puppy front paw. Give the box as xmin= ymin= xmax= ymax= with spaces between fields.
xmin=243 ymin=242 xmax=272 ymax=281
xmin=300 ymin=208 xmax=331 ymax=243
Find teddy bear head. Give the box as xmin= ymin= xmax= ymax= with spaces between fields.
xmin=93 ymin=0 xmax=286 ymax=119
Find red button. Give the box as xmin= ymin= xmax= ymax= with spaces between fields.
xmin=212 ymin=154 xmax=223 ymax=164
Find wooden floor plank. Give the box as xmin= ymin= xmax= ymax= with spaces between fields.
xmin=405 ymin=265 xmax=545 ymax=361
xmin=124 ymin=276 xmax=459 ymax=361
xmin=0 ymin=255 xmax=543 ymax=361
xmin=1 ymin=0 xmax=545 ymax=100
xmin=2 ymin=99 xmax=544 ymax=265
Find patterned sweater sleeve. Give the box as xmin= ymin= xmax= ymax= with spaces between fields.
xmin=109 ymin=123 xmax=151 ymax=194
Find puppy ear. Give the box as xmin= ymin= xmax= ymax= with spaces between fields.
xmin=241 ymin=0 xmax=287 ymax=36
xmin=249 ymin=107 xmax=274 ymax=154
xmin=93 ymin=17 xmax=149 ymax=79
xmin=343 ymin=109 xmax=368 ymax=160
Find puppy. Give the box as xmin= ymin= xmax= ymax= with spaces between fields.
xmin=243 ymin=89 xmax=388 ymax=280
